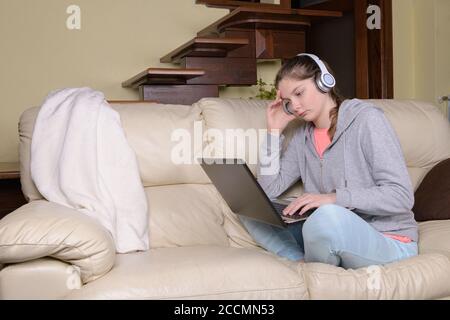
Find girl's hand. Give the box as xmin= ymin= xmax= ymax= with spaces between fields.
xmin=267 ymin=90 xmax=296 ymax=134
xmin=283 ymin=193 xmax=337 ymax=216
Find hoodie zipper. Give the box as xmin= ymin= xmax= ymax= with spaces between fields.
xmin=320 ymin=158 xmax=325 ymax=193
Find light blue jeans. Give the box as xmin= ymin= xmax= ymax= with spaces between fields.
xmin=239 ymin=204 xmax=418 ymax=269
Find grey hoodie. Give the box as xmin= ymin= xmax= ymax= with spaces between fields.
xmin=258 ymin=98 xmax=418 ymax=242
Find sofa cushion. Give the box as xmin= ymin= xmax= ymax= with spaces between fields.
xmin=419 ymin=219 xmax=450 ymax=259
xmin=412 ymin=158 xmax=450 ymax=221
xmin=18 ymin=106 xmax=44 ymax=202
xmin=368 ymin=100 xmax=450 ymax=190
xmin=64 ymin=246 xmax=309 ymax=300
xmin=111 ymin=103 xmax=209 ymax=187
xmin=194 ymin=98 xmax=304 ymax=176
xmin=304 ymin=253 xmax=450 ymax=299
xmin=145 ymin=184 xmax=229 ymax=248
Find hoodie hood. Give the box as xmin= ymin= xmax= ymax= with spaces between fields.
xmin=333 ymin=99 xmax=383 ymax=143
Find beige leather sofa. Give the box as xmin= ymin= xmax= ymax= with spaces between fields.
xmin=1 ymin=98 xmax=450 ymax=300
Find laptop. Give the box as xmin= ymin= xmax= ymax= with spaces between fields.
xmin=199 ymin=158 xmax=315 ymax=228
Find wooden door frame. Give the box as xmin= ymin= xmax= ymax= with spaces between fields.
xmin=354 ymin=0 xmax=393 ymax=98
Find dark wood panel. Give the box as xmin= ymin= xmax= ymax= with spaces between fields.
xmin=0 ymin=179 xmax=27 ymax=220
xmin=221 ymin=29 xmax=256 ymax=58
xmin=256 ymin=29 xmax=306 ymax=59
xmin=354 ymin=0 xmax=369 ymax=98
xmin=296 ymin=0 xmax=354 ymax=12
xmin=356 ymin=0 xmax=393 ymax=98
xmin=140 ymin=85 xmax=219 ymax=105
xmin=182 ymin=57 xmax=257 ymax=85
xmin=308 ymin=11 xmax=355 ymax=98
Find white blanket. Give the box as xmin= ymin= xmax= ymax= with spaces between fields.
xmin=31 ymin=87 xmax=149 ymax=253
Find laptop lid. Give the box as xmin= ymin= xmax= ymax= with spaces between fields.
xmin=199 ymin=158 xmax=287 ymax=228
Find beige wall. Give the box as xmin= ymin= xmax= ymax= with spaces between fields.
xmin=0 ymin=0 xmax=267 ymax=162
xmin=393 ymin=0 xmax=450 ymax=115
xmin=1 ymin=0 xmax=448 ymax=161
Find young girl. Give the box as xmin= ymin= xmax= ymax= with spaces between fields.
xmin=240 ymin=54 xmax=418 ymax=269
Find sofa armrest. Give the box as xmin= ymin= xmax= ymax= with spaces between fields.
xmin=0 ymin=200 xmax=115 ymax=283
xmin=0 ymin=257 xmax=79 ymax=299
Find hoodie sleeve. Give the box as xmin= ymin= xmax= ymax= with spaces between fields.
xmin=257 ymin=132 xmax=302 ymax=200
xmin=335 ymin=109 xmax=414 ymax=215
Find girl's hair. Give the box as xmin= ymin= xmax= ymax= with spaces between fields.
xmin=275 ymin=55 xmax=344 ymax=139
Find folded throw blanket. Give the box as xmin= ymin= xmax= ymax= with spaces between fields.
xmin=31 ymin=87 xmax=149 ymax=253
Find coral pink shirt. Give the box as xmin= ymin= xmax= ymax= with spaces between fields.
xmin=312 ymin=127 xmax=412 ymax=243
xmin=313 ymin=127 xmax=331 ymax=159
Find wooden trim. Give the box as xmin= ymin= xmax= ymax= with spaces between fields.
xmin=0 ymin=162 xmax=20 ymax=180
xmin=382 ymin=0 xmax=394 ymax=98
xmin=107 ymin=100 xmax=158 ymax=104
xmin=354 ymin=0 xmax=369 ymax=98
xmin=196 ymin=0 xmax=291 ymax=10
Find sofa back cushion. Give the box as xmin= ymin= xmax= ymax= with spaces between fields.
xmin=18 ymin=98 xmax=450 ymax=201
xmin=19 ymin=107 xmax=44 ymax=202
xmin=412 ymin=158 xmax=450 ymax=221
xmin=194 ymin=98 xmax=304 ymax=176
xmin=18 ymin=102 xmax=211 ymax=201
xmin=196 ymin=98 xmax=450 ymax=192
xmin=368 ymin=100 xmax=450 ymax=190
xmin=111 ymin=103 xmax=209 ymax=187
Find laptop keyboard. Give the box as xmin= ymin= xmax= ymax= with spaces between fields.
xmin=271 ymin=201 xmax=315 ymax=220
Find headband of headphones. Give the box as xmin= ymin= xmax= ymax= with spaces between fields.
xmin=297 ymin=53 xmax=336 ymax=90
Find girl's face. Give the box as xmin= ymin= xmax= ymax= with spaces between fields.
xmin=278 ymin=77 xmax=331 ymax=125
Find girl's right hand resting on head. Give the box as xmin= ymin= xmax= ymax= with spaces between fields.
xmin=267 ymin=90 xmax=296 ymax=134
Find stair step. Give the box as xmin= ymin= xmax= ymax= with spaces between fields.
xmin=161 ymin=37 xmax=249 ymax=63
xmin=197 ymin=6 xmax=342 ymax=36
xmin=122 ymin=68 xmax=205 ymax=88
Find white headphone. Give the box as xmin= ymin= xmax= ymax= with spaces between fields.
xmin=297 ymin=53 xmax=336 ymax=93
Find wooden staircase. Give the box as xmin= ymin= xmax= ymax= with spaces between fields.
xmin=122 ymin=3 xmax=343 ymax=104
xmin=122 ymin=0 xmax=395 ymax=104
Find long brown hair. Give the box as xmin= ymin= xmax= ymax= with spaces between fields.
xmin=275 ymin=55 xmax=344 ymax=139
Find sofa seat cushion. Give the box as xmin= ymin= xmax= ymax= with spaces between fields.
xmin=419 ymin=220 xmax=450 ymax=259
xmin=64 ymin=246 xmax=309 ymax=300
xmin=304 ymin=253 xmax=450 ymax=299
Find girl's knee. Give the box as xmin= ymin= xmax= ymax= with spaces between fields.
xmin=302 ymin=204 xmax=348 ymax=243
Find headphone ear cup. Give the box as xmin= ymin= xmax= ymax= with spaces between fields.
xmin=315 ymin=73 xmax=329 ymax=93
